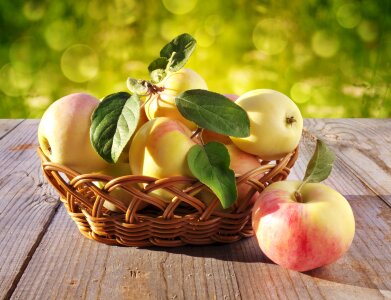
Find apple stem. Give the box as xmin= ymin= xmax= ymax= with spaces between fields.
xmin=191 ymin=127 xmax=205 ymax=145
xmin=294 ymin=191 xmax=303 ymax=203
xmin=294 ymin=180 xmax=307 ymax=203
xmin=140 ymin=93 xmax=152 ymax=110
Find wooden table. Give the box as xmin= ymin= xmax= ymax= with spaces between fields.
xmin=0 ymin=119 xmax=390 ymax=300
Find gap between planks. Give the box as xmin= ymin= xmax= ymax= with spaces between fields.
xmin=0 ymin=119 xmax=25 ymax=142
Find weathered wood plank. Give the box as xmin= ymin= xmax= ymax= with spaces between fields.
xmin=10 ymin=120 xmax=391 ymax=299
xmin=0 ymin=120 xmax=23 ymax=140
xmin=0 ymin=120 xmax=60 ymax=299
xmin=304 ymin=119 xmax=391 ymax=206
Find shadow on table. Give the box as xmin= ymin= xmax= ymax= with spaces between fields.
xmin=146 ymin=236 xmax=274 ymax=264
xmin=148 ymin=194 xmax=391 ymax=291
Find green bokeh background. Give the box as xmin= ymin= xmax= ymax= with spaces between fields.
xmin=0 ymin=0 xmax=390 ymax=118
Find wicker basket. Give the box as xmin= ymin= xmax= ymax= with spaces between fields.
xmin=37 ymin=147 xmax=298 ymax=247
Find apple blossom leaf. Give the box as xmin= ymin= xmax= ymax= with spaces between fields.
xmin=148 ymin=57 xmax=168 ymax=83
xmin=303 ymin=139 xmax=335 ymax=183
xmin=187 ymin=142 xmax=237 ymax=209
xmin=175 ymin=89 xmax=250 ymax=137
xmin=90 ymin=92 xmax=140 ymax=163
xmin=126 ymin=78 xmax=149 ymax=95
xmin=160 ymin=33 xmax=196 ymax=72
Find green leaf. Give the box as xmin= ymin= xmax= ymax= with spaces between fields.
xmin=160 ymin=33 xmax=196 ymax=72
xmin=303 ymin=139 xmax=335 ymax=183
xmin=175 ymin=89 xmax=250 ymax=137
xmin=126 ymin=78 xmax=149 ymax=95
xmin=187 ymin=142 xmax=237 ymax=209
xmin=90 ymin=92 xmax=140 ymax=163
xmin=148 ymin=57 xmax=168 ymax=83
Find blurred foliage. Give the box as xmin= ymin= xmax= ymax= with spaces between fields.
xmin=0 ymin=0 xmax=390 ymax=118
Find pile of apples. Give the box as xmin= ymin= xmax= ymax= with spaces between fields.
xmin=38 ymin=34 xmax=355 ymax=272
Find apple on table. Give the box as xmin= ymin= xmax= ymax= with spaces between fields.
xmin=252 ymin=140 xmax=355 ymax=272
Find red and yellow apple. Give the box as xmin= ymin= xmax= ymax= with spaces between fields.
xmin=252 ymin=180 xmax=355 ymax=272
xmin=129 ymin=117 xmax=196 ymax=202
xmin=144 ymin=68 xmax=207 ymax=130
xmin=231 ymin=89 xmax=303 ymax=161
xmin=38 ymin=93 xmax=110 ymax=174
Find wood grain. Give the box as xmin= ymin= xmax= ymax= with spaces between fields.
xmin=0 ymin=120 xmax=60 ymax=299
xmin=0 ymin=120 xmax=23 ymax=140
xmin=304 ymin=119 xmax=391 ymax=206
xmin=9 ymin=120 xmax=391 ymax=299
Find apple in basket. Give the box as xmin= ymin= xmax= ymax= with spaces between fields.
xmin=231 ymin=89 xmax=303 ymax=161
xmin=129 ymin=117 xmax=197 ymax=202
xmin=144 ymin=68 xmax=208 ymax=130
xmin=38 ymin=93 xmax=110 ymax=174
xmin=252 ymin=140 xmax=355 ymax=272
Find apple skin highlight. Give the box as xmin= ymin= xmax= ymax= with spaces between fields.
xmin=252 ymin=181 xmax=355 ymax=272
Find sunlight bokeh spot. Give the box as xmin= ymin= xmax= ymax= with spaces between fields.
xmin=253 ymin=18 xmax=288 ymax=55
xmin=0 ymin=65 xmax=24 ymax=97
xmin=290 ymin=82 xmax=312 ymax=104
xmin=9 ymin=67 xmax=33 ymax=90
xmin=311 ymin=31 xmax=340 ymax=58
xmin=27 ymin=96 xmax=51 ymax=109
xmin=229 ymin=68 xmax=254 ymax=95
xmin=22 ymin=2 xmax=45 ymax=21
xmin=108 ymin=0 xmax=137 ymax=26
xmin=336 ymin=3 xmax=361 ymax=29
xmin=195 ymin=29 xmax=215 ymax=47
xmin=61 ymin=45 xmax=99 ymax=83
xmin=162 ymin=0 xmax=198 ymax=15
xmin=160 ymin=20 xmax=184 ymax=42
xmin=88 ymin=0 xmax=108 ymax=20
xmin=9 ymin=37 xmax=46 ymax=74
xmin=44 ymin=20 xmax=75 ymax=51
xmin=357 ymin=20 xmax=378 ymax=42
xmin=204 ymin=15 xmax=224 ymax=36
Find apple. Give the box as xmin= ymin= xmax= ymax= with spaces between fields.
xmin=231 ymin=89 xmax=303 ymax=161
xmin=201 ymin=129 xmax=232 ymax=145
xmin=38 ymin=93 xmax=110 ymax=174
xmin=129 ymin=117 xmax=196 ymax=202
xmin=252 ymin=180 xmax=355 ymax=272
xmin=223 ymin=93 xmax=239 ymax=101
xmin=144 ymin=68 xmax=208 ymax=130
xmin=94 ymin=162 xmax=148 ymax=212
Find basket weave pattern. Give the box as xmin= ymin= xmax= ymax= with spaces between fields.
xmin=38 ymin=147 xmax=298 ymax=247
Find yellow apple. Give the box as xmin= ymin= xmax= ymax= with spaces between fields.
xmin=231 ymin=89 xmax=303 ymax=161
xmin=129 ymin=117 xmax=196 ymax=202
xmin=144 ymin=68 xmax=208 ymax=130
xmin=38 ymin=93 xmax=110 ymax=174
xmin=252 ymin=181 xmax=355 ymax=272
